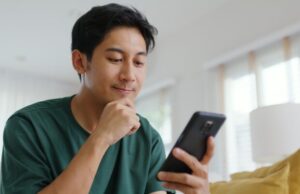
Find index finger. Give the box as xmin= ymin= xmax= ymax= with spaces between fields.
xmin=117 ymin=98 xmax=135 ymax=110
xmin=201 ymin=136 xmax=215 ymax=165
xmin=171 ymin=148 xmax=205 ymax=176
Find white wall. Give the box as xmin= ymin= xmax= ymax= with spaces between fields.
xmin=0 ymin=67 xmax=79 ymax=156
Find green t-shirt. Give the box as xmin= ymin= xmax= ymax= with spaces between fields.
xmin=0 ymin=96 xmax=174 ymax=194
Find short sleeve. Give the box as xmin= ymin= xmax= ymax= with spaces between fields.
xmin=145 ymin=128 xmax=175 ymax=194
xmin=0 ymin=115 xmax=52 ymax=194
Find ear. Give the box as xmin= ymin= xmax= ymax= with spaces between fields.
xmin=72 ymin=50 xmax=88 ymax=75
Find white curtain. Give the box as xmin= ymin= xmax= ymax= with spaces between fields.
xmin=223 ymin=57 xmax=257 ymax=174
xmin=222 ymin=35 xmax=300 ymax=176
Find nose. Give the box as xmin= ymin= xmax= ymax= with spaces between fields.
xmin=119 ymin=61 xmax=135 ymax=82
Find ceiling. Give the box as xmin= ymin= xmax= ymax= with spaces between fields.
xmin=1 ymin=0 xmax=300 ymax=84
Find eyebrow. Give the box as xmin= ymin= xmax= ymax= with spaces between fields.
xmin=105 ymin=47 xmax=147 ymax=56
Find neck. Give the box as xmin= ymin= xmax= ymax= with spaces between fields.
xmin=71 ymin=88 xmax=105 ymax=133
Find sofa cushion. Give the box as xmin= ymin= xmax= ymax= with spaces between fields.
xmin=231 ymin=149 xmax=300 ymax=194
xmin=210 ymin=163 xmax=289 ymax=194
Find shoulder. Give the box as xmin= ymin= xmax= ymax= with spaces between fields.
xmin=137 ymin=113 xmax=161 ymax=137
xmin=6 ymin=96 xmax=73 ymax=125
xmin=4 ymin=96 xmax=73 ymax=137
xmin=136 ymin=113 xmax=164 ymax=148
xmin=13 ymin=96 xmax=73 ymax=117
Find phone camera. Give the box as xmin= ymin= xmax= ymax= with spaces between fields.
xmin=204 ymin=121 xmax=214 ymax=132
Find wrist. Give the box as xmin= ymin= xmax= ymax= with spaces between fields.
xmin=90 ymin=130 xmax=112 ymax=147
xmin=88 ymin=132 xmax=111 ymax=153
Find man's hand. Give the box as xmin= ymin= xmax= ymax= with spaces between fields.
xmin=157 ymin=137 xmax=215 ymax=194
xmin=93 ymin=98 xmax=140 ymax=146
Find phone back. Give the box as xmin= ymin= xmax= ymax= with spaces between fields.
xmin=159 ymin=111 xmax=226 ymax=173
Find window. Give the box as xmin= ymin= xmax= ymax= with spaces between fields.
xmin=223 ymin=57 xmax=257 ymax=174
xmin=222 ymin=35 xmax=300 ymax=175
xmin=256 ymin=43 xmax=289 ymax=106
xmin=136 ymin=87 xmax=173 ymax=149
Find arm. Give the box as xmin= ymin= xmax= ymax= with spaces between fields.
xmin=157 ymin=137 xmax=215 ymax=194
xmin=39 ymin=98 xmax=140 ymax=194
xmin=1 ymin=98 xmax=139 ymax=194
xmin=38 ymin=134 xmax=109 ymax=194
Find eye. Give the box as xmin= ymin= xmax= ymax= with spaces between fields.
xmin=108 ymin=57 xmax=123 ymax=63
xmin=134 ymin=61 xmax=145 ymax=67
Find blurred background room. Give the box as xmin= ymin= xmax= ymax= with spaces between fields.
xmin=1 ymin=0 xmax=300 ymax=183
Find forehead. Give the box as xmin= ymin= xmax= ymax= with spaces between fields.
xmin=99 ymin=27 xmax=147 ymax=53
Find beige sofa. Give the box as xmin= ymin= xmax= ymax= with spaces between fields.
xmin=210 ymin=149 xmax=300 ymax=194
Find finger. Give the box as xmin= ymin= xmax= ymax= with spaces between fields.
xmin=109 ymin=98 xmax=135 ymax=112
xmin=126 ymin=115 xmax=140 ymax=134
xmin=119 ymin=104 xmax=139 ymax=119
xmin=119 ymin=104 xmax=137 ymax=117
xmin=201 ymin=136 xmax=215 ymax=165
xmin=127 ymin=121 xmax=141 ymax=135
xmin=158 ymin=172 xmax=201 ymax=188
xmin=118 ymin=98 xmax=135 ymax=109
xmin=133 ymin=119 xmax=141 ymax=130
xmin=162 ymin=182 xmax=191 ymax=194
xmin=171 ymin=148 xmax=206 ymax=177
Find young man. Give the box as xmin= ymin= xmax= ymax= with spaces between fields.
xmin=1 ymin=3 xmax=214 ymax=194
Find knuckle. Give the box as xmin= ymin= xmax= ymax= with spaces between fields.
xmin=191 ymin=155 xmax=199 ymax=162
xmin=202 ymin=169 xmax=208 ymax=179
xmin=110 ymin=101 xmax=119 ymax=107
xmin=109 ymin=103 xmax=118 ymax=111
xmin=119 ymin=109 xmax=127 ymax=116
xmin=195 ymin=164 xmax=203 ymax=173
xmin=104 ymin=102 xmax=113 ymax=110
xmin=192 ymin=158 xmax=200 ymax=167
xmin=115 ymin=103 xmax=122 ymax=110
xmin=182 ymin=174 xmax=190 ymax=183
xmin=198 ymin=180 xmax=206 ymax=188
xmin=195 ymin=161 xmax=206 ymax=171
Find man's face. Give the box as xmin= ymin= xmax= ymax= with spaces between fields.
xmin=81 ymin=27 xmax=147 ymax=105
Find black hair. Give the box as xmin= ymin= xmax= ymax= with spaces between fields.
xmin=71 ymin=3 xmax=158 ymax=81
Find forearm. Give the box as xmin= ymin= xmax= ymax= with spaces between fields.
xmin=38 ymin=133 xmax=109 ymax=194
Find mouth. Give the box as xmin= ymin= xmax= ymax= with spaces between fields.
xmin=112 ymin=86 xmax=135 ymax=94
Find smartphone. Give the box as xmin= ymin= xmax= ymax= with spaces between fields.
xmin=158 ymin=111 xmax=226 ymax=174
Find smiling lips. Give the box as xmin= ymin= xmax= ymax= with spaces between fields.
xmin=112 ymin=86 xmax=135 ymax=94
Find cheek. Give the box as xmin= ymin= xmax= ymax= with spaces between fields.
xmin=91 ymin=63 xmax=117 ymax=82
xmin=136 ymin=68 xmax=146 ymax=86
